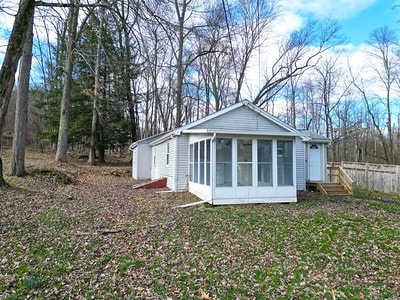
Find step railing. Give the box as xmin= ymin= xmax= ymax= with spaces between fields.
xmin=327 ymin=164 xmax=353 ymax=196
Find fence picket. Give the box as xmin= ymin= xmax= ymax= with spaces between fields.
xmin=332 ymin=162 xmax=400 ymax=194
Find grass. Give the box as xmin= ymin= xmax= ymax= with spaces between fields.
xmin=0 ymin=151 xmax=399 ymax=298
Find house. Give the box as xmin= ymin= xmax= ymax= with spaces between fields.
xmin=129 ymin=100 xmax=330 ymax=205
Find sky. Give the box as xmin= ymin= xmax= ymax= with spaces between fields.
xmin=332 ymin=0 xmax=398 ymax=45
xmin=282 ymin=0 xmax=399 ymax=46
xmin=0 ymin=0 xmax=399 ymax=89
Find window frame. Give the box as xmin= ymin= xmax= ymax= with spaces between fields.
xmin=166 ymin=142 xmax=170 ymax=166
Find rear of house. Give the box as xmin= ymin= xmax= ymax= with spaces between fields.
xmin=130 ymin=101 xmax=329 ymax=205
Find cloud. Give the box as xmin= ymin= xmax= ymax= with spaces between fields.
xmin=280 ymin=0 xmax=378 ymax=20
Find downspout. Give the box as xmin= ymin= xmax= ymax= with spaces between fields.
xmin=210 ymin=133 xmax=217 ymax=205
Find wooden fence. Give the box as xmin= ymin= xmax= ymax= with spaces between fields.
xmin=330 ymin=162 xmax=400 ymax=194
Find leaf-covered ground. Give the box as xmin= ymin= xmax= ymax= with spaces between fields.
xmin=0 ymin=150 xmax=399 ymax=299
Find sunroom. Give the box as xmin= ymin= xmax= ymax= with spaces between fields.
xmin=188 ymin=135 xmax=297 ymax=205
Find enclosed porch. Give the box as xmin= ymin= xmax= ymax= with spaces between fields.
xmin=187 ymin=135 xmax=298 ymax=205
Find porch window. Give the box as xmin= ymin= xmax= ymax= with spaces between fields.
xmin=189 ymin=139 xmax=211 ymax=186
xmin=277 ymin=140 xmax=293 ymax=186
xmin=206 ymin=140 xmax=210 ymax=185
xmin=189 ymin=144 xmax=193 ymax=181
xmin=258 ymin=140 xmax=272 ymax=186
xmin=199 ymin=141 xmax=205 ymax=184
xmin=216 ymin=138 xmax=232 ymax=187
xmin=237 ymin=139 xmax=252 ymax=186
xmin=194 ymin=142 xmax=198 ymax=182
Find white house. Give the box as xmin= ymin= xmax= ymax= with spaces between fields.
xmin=129 ymin=100 xmax=330 ymax=205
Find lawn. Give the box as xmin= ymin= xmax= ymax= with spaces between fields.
xmin=0 ymin=150 xmax=399 ymax=299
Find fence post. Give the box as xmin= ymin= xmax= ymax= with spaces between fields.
xmin=365 ymin=163 xmax=369 ymax=190
xmin=396 ymin=166 xmax=400 ymax=194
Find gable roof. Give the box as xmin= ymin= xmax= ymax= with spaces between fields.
xmin=128 ymin=131 xmax=170 ymax=150
xmin=131 ymin=100 xmax=308 ymax=148
xmin=174 ymin=100 xmax=301 ymax=135
xmin=300 ymin=130 xmax=331 ymax=143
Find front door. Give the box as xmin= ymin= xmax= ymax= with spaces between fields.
xmin=308 ymin=144 xmax=323 ymax=181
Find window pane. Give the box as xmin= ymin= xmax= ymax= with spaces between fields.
xmin=258 ymin=140 xmax=272 ymax=186
xmin=216 ymin=163 xmax=232 ymax=187
xmin=237 ymin=139 xmax=252 ymax=162
xmin=200 ymin=141 xmax=205 ymax=162
xmin=206 ymin=140 xmax=210 ymax=186
xmin=194 ymin=143 xmax=198 ymax=163
xmin=199 ymin=141 xmax=204 ymax=184
xmin=166 ymin=142 xmax=170 ymax=165
xmin=238 ymin=164 xmax=252 ymax=186
xmin=277 ymin=141 xmax=293 ymax=186
xmin=189 ymin=163 xmax=193 ymax=181
xmin=206 ymin=163 xmax=210 ymax=186
xmin=237 ymin=139 xmax=252 ymax=186
xmin=216 ymin=138 xmax=232 ymax=187
xmin=194 ymin=143 xmax=198 ymax=183
xmin=216 ymin=138 xmax=231 ymax=162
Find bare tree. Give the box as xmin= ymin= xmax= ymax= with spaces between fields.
xmin=9 ymin=11 xmax=34 ymax=176
xmin=0 ymin=0 xmax=35 ymax=185
xmin=367 ymin=26 xmax=399 ymax=164
xmin=224 ymin=0 xmax=278 ymax=103
xmin=55 ymin=1 xmax=79 ymax=162
xmin=253 ymin=18 xmax=344 ymax=106
xmin=88 ymin=5 xmax=104 ymax=165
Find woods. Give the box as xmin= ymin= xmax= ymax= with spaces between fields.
xmin=1 ymin=0 xmax=400 ymax=184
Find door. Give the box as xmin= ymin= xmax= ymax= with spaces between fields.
xmin=308 ymin=144 xmax=323 ymax=181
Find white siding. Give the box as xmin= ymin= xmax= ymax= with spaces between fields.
xmin=134 ymin=144 xmax=153 ymax=180
xmin=176 ymin=134 xmax=189 ymax=191
xmin=151 ymin=138 xmax=176 ymax=191
xmin=132 ymin=148 xmax=138 ymax=179
xmin=192 ymin=106 xmax=289 ymax=134
xmin=296 ymin=137 xmax=306 ymax=190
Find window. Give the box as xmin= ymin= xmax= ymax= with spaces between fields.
xmin=189 ymin=144 xmax=193 ymax=181
xmin=189 ymin=139 xmax=211 ymax=186
xmin=166 ymin=142 xmax=170 ymax=165
xmin=206 ymin=140 xmax=210 ymax=186
xmin=277 ymin=140 xmax=293 ymax=186
xmin=216 ymin=138 xmax=232 ymax=187
xmin=258 ymin=140 xmax=272 ymax=186
xmin=237 ymin=139 xmax=252 ymax=186
xmin=199 ymin=141 xmax=205 ymax=184
xmin=194 ymin=142 xmax=198 ymax=182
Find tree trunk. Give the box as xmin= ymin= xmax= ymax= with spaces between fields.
xmin=88 ymin=11 xmax=103 ymax=166
xmin=55 ymin=2 xmax=79 ymax=162
xmin=0 ymin=157 xmax=5 ymax=186
xmin=9 ymin=12 xmax=34 ymax=177
xmin=0 ymin=0 xmax=35 ymax=185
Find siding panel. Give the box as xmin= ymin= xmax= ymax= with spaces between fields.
xmin=296 ymin=137 xmax=306 ymax=190
xmin=136 ymin=144 xmax=152 ymax=180
xmin=176 ymin=134 xmax=189 ymax=191
xmin=192 ymin=106 xmax=289 ymax=134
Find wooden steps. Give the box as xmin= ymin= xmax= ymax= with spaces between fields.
xmin=307 ymin=165 xmax=353 ymax=196
xmin=307 ymin=182 xmax=351 ymax=196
